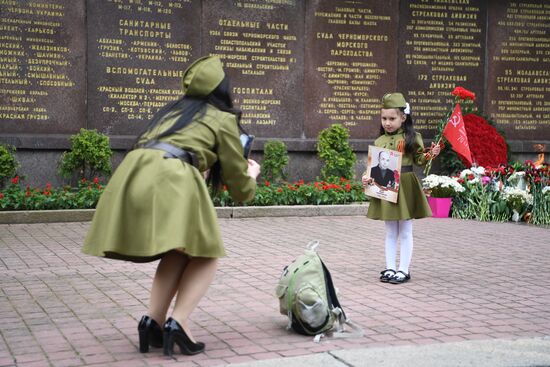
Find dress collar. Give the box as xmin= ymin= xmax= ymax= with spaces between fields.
xmin=385 ymin=128 xmax=403 ymax=136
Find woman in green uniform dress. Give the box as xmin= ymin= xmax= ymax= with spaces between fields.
xmin=82 ymin=56 xmax=260 ymax=356
xmin=362 ymin=93 xmax=440 ymax=284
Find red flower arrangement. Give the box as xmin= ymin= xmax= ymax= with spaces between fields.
xmin=524 ymin=160 xmax=550 ymax=185
xmin=451 ymin=86 xmax=476 ymax=101
xmin=460 ymin=114 xmax=508 ymax=168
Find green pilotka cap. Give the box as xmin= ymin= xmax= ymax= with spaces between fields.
xmin=382 ymin=92 xmax=407 ymax=108
xmin=182 ymin=56 xmax=225 ymax=97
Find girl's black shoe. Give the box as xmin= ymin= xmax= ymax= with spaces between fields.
xmin=379 ymin=269 xmax=396 ymax=282
xmin=138 ymin=315 xmax=163 ymax=353
xmin=163 ymin=317 xmax=205 ymax=356
xmin=388 ymin=271 xmax=411 ymax=284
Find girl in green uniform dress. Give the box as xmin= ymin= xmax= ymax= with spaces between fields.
xmin=362 ymin=93 xmax=440 ymax=284
xmin=82 ymin=56 xmax=260 ymax=356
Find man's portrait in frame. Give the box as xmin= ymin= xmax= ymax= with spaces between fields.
xmin=364 ymin=146 xmax=402 ymax=203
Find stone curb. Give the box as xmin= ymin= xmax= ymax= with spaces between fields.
xmin=225 ymin=336 xmax=550 ymax=367
xmin=0 ymin=203 xmax=369 ymax=224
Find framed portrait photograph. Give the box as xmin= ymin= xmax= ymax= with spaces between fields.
xmin=364 ymin=146 xmax=403 ymax=203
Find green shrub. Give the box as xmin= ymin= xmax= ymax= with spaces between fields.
xmin=261 ymin=140 xmax=289 ymax=184
xmin=0 ymin=144 xmax=19 ymax=188
xmin=59 ymin=129 xmax=112 ymax=182
xmin=1 ymin=178 xmax=366 ymax=210
xmin=317 ymin=124 xmax=356 ymax=181
xmin=210 ymin=178 xmax=366 ymax=207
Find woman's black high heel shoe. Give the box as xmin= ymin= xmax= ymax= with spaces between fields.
xmin=163 ymin=317 xmax=205 ymax=356
xmin=138 ymin=315 xmax=163 ymax=353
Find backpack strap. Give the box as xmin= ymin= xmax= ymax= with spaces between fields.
xmin=321 ymin=260 xmax=346 ymax=321
xmin=319 ymin=260 xmax=364 ymax=340
xmin=307 ymin=240 xmax=320 ymax=251
xmin=329 ymin=316 xmax=364 ymax=339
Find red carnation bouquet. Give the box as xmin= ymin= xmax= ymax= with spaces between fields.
xmin=451 ymin=86 xmax=476 ymax=102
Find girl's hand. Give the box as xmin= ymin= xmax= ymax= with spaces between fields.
xmin=247 ymin=159 xmax=261 ymax=179
xmin=361 ymin=175 xmax=373 ymax=187
xmin=430 ymin=142 xmax=441 ymax=157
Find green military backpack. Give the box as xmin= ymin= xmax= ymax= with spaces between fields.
xmin=275 ymin=241 xmax=348 ymax=339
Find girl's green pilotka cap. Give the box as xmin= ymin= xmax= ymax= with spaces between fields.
xmin=382 ymin=93 xmax=407 ymax=109
xmin=182 ymin=56 xmax=225 ymax=98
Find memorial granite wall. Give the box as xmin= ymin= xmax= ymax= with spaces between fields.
xmin=0 ymin=0 xmax=548 ymax=185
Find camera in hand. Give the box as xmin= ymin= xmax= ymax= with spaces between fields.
xmin=240 ymin=134 xmax=255 ymax=158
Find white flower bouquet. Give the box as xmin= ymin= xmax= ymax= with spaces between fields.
xmin=422 ymin=174 xmax=465 ymax=198
xmin=501 ymin=186 xmax=533 ymax=222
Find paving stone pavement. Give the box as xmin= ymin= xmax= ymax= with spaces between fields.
xmin=0 ymin=216 xmax=549 ymax=367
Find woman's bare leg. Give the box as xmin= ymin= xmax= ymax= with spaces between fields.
xmin=170 ymin=257 xmax=218 ymax=341
xmin=148 ymin=251 xmax=189 ymax=324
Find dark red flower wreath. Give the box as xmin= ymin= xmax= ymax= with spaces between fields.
xmin=459 ymin=114 xmax=507 ymax=168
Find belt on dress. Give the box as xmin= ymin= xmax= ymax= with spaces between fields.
xmin=401 ymin=165 xmax=413 ymax=173
xmin=137 ymin=140 xmax=199 ymax=169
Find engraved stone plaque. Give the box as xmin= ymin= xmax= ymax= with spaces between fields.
xmin=86 ymin=0 xmax=201 ymax=136
xmin=397 ymin=0 xmax=487 ymax=138
xmin=0 ymin=0 xmax=86 ymax=134
xmin=202 ymin=0 xmax=305 ymax=138
xmin=304 ymin=0 xmax=399 ymax=140
xmin=486 ymin=0 xmax=550 ymax=140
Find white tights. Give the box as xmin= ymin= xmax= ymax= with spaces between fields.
xmin=384 ymin=220 xmax=413 ymax=274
